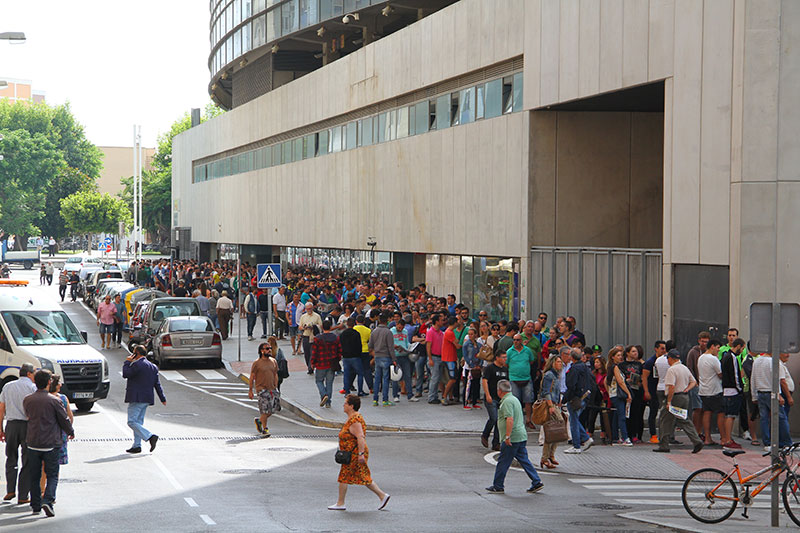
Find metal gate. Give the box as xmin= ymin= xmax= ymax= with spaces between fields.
xmin=529 ymin=247 xmax=662 ymax=352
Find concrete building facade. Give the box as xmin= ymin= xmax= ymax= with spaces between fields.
xmin=0 ymin=77 xmax=46 ymax=104
xmin=96 ymin=146 xmax=155 ymax=196
xmin=173 ymin=0 xmax=800 ymax=358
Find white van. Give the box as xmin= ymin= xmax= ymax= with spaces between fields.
xmin=0 ymin=281 xmax=110 ymax=411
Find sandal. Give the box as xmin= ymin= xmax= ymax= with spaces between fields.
xmin=751 ymin=440 xmax=761 ymax=446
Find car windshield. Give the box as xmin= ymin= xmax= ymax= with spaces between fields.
xmin=2 ymin=311 xmax=85 ymax=345
xmin=152 ymin=302 xmax=200 ymax=322
xmin=66 ymin=257 xmax=82 ymax=263
xmin=169 ymin=319 xmax=212 ymax=332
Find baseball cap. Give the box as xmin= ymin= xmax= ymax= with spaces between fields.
xmin=591 ymin=344 xmax=602 ymax=353
xmin=667 ymin=349 xmax=681 ymax=359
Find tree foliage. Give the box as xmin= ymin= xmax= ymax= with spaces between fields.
xmin=0 ymin=100 xmax=101 ymax=245
xmin=119 ymin=103 xmax=222 ymax=245
xmin=60 ymin=190 xmax=131 ymax=236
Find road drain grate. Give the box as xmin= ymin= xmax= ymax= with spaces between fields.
xmin=72 ymin=435 xmax=338 ymax=443
xmin=579 ymin=503 xmax=631 ymax=511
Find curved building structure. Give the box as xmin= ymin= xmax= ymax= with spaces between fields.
xmin=175 ymin=0 xmax=800 ymax=370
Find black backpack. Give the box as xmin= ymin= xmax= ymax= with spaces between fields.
xmin=277 ymin=358 xmax=289 ymax=380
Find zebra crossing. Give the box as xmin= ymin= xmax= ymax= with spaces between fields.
xmin=159 ymin=368 xmax=257 ymax=405
xmin=569 ymin=477 xmax=775 ymax=508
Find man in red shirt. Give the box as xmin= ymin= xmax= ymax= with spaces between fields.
xmin=442 ymin=317 xmax=461 ymax=406
xmin=426 ymin=313 xmax=445 ymax=404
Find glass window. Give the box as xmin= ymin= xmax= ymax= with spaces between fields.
xmin=485 ymin=79 xmax=502 ymax=119
xmin=254 ymin=0 xmax=265 ymax=13
xmin=262 ymin=146 xmax=272 ymax=167
xmin=377 ymin=113 xmax=387 ymax=143
xmin=304 ymin=134 xmax=315 ymax=159
xmin=319 ymin=0 xmax=344 ymax=20
xmin=386 ymin=109 xmax=396 ymax=141
xmin=272 ymin=144 xmax=282 ymax=165
xmin=240 ymin=152 xmax=251 ymax=173
xmin=282 ymin=141 xmax=292 ymax=163
xmin=243 ymin=0 xmax=252 ymax=19
xmin=345 ymin=122 xmax=357 ymax=150
xmin=450 ymin=92 xmax=460 ymax=126
xmin=293 ymin=138 xmax=303 ymax=161
xmin=282 ymin=0 xmax=298 ymax=35
xmin=253 ymin=147 xmax=262 ymax=169
xmin=230 ymin=154 xmax=239 ymax=174
xmin=317 ymin=130 xmax=329 ymax=155
xmin=458 ymin=87 xmax=475 ymax=125
xmin=267 ymin=7 xmax=279 ymax=42
xmin=502 ymin=76 xmax=513 ymax=114
xmin=358 ymin=117 xmax=373 ymax=146
xmin=476 ymin=84 xmax=485 ymax=120
xmin=512 ymin=72 xmax=523 ymax=112
xmin=253 ymin=15 xmax=265 ymax=48
xmin=414 ymin=101 xmax=429 ymax=135
xmin=299 ymin=0 xmax=318 ymax=27
xmin=396 ymin=107 xmax=409 ymax=139
xmin=330 ymin=127 xmax=342 ymax=153
xmin=221 ymin=157 xmax=231 ymax=177
xmin=226 ymin=4 xmax=232 ymax=33
xmin=242 ymin=22 xmax=251 ymax=53
xmin=234 ymin=29 xmax=242 ymax=58
xmin=234 ymin=0 xmax=242 ymax=26
xmin=436 ymin=94 xmax=450 ymax=131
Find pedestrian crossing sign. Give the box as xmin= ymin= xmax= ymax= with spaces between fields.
xmin=256 ymin=263 xmax=282 ymax=288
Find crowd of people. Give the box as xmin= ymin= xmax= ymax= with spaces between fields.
xmin=125 ymin=259 xmax=795 ymax=461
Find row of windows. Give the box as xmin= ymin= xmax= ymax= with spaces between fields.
xmin=193 ymin=72 xmax=523 ymax=183
xmin=211 ymin=1 xmax=381 ymax=75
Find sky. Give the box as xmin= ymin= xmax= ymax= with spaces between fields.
xmin=1 ymin=1 xmax=211 ymax=148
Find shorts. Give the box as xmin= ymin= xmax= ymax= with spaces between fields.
xmin=701 ymin=393 xmax=724 ymax=413
xmin=442 ymin=361 xmax=457 ymax=379
xmin=99 ymin=323 xmax=115 ymax=334
xmin=289 ymin=326 xmax=299 ymax=337
xmin=746 ymin=393 xmax=760 ymax=420
xmin=723 ymin=394 xmax=742 ymax=418
xmin=689 ymin=387 xmax=702 ymax=410
xmin=511 ymin=380 xmax=534 ymax=404
xmin=257 ymin=389 xmax=282 ymax=415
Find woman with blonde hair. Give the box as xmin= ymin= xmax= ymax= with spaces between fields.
xmin=606 ymin=348 xmax=633 ymax=446
xmin=539 ymin=355 xmax=564 ymax=468
xmin=267 ymin=336 xmax=288 ymax=390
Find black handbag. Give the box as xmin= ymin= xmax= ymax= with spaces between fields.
xmin=334 ymin=449 xmax=352 ymax=465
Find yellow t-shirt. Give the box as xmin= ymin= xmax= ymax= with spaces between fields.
xmin=353 ymin=325 xmax=371 ymax=354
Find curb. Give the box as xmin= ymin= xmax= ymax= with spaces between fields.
xmin=237 ymin=373 xmax=480 ymax=434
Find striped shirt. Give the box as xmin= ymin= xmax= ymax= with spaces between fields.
xmin=0 ymin=376 xmax=37 ymax=421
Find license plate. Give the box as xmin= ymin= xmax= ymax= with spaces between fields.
xmin=181 ymin=339 xmax=203 ymax=346
xmin=73 ymin=392 xmax=93 ymax=399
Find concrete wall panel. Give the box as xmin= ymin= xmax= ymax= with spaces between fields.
xmin=540 ymin=0 xmax=560 ymax=104
xmin=648 ymin=0 xmax=674 ymax=80
xmin=529 ymin=112 xmax=557 ymax=247
xmin=523 ymin=0 xmax=542 ymax=109
xmin=778 ymin=0 xmax=800 ymax=181
xmin=630 ymin=113 xmax=664 ymax=247
xmin=599 ymin=0 xmax=624 ymax=93
xmin=559 ymin=0 xmax=580 ymax=102
xmin=776 ymin=182 xmax=800 ymax=301
xmin=578 ymin=0 xmax=600 ymax=97
xmin=622 ymin=0 xmax=650 ymax=87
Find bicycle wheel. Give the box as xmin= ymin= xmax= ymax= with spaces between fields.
xmin=783 ymin=474 xmax=800 ymax=526
xmin=682 ymin=468 xmax=738 ymax=523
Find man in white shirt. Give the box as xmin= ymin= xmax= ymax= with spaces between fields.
xmin=697 ymin=339 xmax=724 ymax=445
xmin=751 ymin=353 xmax=793 ymax=448
xmin=272 ymin=286 xmax=287 ymax=340
xmin=653 ymin=345 xmax=673 ymax=443
xmin=654 ymin=350 xmax=704 ymax=453
xmin=780 ymin=352 xmax=795 ymax=418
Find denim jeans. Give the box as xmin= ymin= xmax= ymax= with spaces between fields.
xmin=492 ymin=440 xmax=541 ymax=490
xmin=567 ymin=399 xmax=590 ymax=449
xmin=758 ymin=391 xmax=792 ymax=447
xmin=391 ymin=356 xmax=413 ymax=399
xmin=259 ymin=311 xmax=269 ymax=337
xmin=246 ymin=313 xmax=257 ymax=337
xmin=373 ymin=357 xmax=392 ymax=402
xmin=483 ymin=399 xmax=500 ymax=446
xmin=27 ymin=448 xmax=59 ymax=511
xmin=611 ymin=396 xmax=629 ymax=441
xmin=414 ymin=354 xmax=428 ymax=395
xmin=127 ymin=402 xmax=152 ymax=447
xmin=315 ymin=368 xmax=335 ymax=404
xmin=360 ymin=354 xmax=374 ymax=390
xmin=427 ymin=356 xmax=442 ymax=401
xmin=342 ymin=357 xmax=365 ymax=394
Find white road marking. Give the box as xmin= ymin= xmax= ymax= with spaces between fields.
xmin=570 ymin=478 xmax=681 ymax=484
xmin=190 ymin=384 xmax=248 ymax=390
xmin=196 ymin=369 xmax=227 ymax=380
xmin=200 ymin=514 xmax=216 ymax=525
xmin=219 ymin=392 xmax=250 ymax=397
xmin=151 ymin=455 xmax=184 ymax=491
xmin=180 ymin=380 xmax=244 ymax=386
xmin=160 ymin=370 xmax=187 ymax=381
xmin=185 ymin=497 xmax=198 ymax=507
xmin=481 ymin=451 xmax=557 ymax=476
xmin=600 ymin=491 xmax=684 ymax=497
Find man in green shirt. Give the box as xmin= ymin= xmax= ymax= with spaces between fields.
xmin=506 ymin=334 xmax=536 ymax=428
xmin=486 ymin=380 xmax=544 ymax=494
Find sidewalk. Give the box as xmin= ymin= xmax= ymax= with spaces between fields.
xmin=620 ymin=507 xmax=797 ymax=532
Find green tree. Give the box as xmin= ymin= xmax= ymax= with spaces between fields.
xmin=119 ymin=103 xmax=222 ymax=246
xmin=0 ymin=100 xmax=102 ymax=246
xmin=60 ymin=191 xmax=132 ymax=249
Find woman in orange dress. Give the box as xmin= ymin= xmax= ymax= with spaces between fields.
xmin=328 ymin=395 xmax=390 ymax=511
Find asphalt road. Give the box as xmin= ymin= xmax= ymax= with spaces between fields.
xmin=0 ymin=268 xmax=671 ymax=532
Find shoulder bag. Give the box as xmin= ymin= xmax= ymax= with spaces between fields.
xmin=477 ymin=344 xmax=495 ymax=362
xmin=334 ymin=449 xmax=352 ymax=465
xmin=543 ymin=417 xmax=569 ymax=443
xmin=531 ymin=373 xmax=555 ymax=425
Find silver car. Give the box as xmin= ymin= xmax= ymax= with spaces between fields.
xmin=151 ymin=316 xmax=222 ymax=368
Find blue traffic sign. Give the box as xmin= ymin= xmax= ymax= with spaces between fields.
xmin=256 ymin=263 xmax=282 ymax=288
xmin=104 ymin=236 xmax=113 ymax=244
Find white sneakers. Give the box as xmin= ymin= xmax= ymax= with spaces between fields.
xmin=581 ymin=437 xmax=594 ymax=451
xmin=564 ymin=447 xmax=582 ymax=454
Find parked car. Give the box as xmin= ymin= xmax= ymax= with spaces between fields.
xmin=91 ymin=280 xmax=132 ymax=309
xmin=150 ymin=316 xmax=222 ymax=368
xmin=82 ymin=270 xmax=123 ymax=301
xmin=144 ymin=297 xmax=202 ymax=336
xmin=127 ymin=288 xmax=167 ymax=318
xmin=62 ymin=255 xmax=102 ymax=276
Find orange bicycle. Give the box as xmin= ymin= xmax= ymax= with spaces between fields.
xmin=682 ymin=442 xmax=800 ymax=525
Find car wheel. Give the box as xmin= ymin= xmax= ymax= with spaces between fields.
xmin=23 ymin=260 xmax=33 ymax=270
xmin=75 ymin=401 xmax=94 ymax=413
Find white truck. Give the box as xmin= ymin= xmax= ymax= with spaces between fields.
xmin=1 ymin=243 xmax=40 ymax=270
xmin=0 ymin=281 xmax=110 ymax=411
